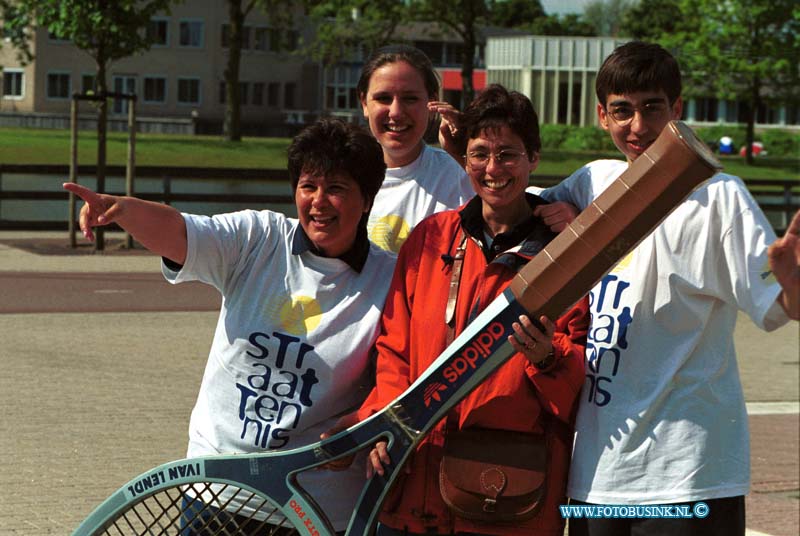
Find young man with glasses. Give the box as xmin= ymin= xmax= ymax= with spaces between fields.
xmin=533 ymin=41 xmax=799 ymax=536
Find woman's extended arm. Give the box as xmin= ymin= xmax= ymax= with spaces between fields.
xmin=63 ymin=182 xmax=187 ymax=265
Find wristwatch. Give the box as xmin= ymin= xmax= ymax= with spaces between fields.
xmin=533 ymin=348 xmax=556 ymax=370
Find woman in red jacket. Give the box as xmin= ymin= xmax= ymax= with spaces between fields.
xmin=356 ymin=84 xmax=589 ymax=536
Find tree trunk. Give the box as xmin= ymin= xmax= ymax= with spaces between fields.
xmin=460 ymin=12 xmax=476 ymax=109
xmin=95 ymin=57 xmax=108 ymax=251
xmin=224 ymin=0 xmax=244 ymax=142
xmin=745 ymin=77 xmax=761 ymax=166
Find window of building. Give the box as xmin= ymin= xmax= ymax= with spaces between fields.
xmin=143 ymin=77 xmax=167 ymax=103
xmin=694 ymin=97 xmax=718 ymax=122
xmin=445 ymin=43 xmax=465 ymax=66
xmin=254 ymin=27 xmax=269 ymax=51
xmin=178 ymin=78 xmax=201 ymax=104
xmin=240 ymin=82 xmax=249 ymax=105
xmin=179 ymin=20 xmax=204 ymax=48
xmin=221 ymin=24 xmax=251 ymax=49
xmin=415 ymin=41 xmax=444 ymax=65
xmin=756 ymin=102 xmax=780 ymax=125
xmin=284 ymin=82 xmax=296 ymax=109
xmin=324 ymin=66 xmax=361 ymax=111
xmin=221 ymin=24 xmax=230 ymax=48
xmin=269 ymin=28 xmax=281 ymax=52
xmin=268 ymin=82 xmax=280 ymax=107
xmin=786 ymin=104 xmax=800 ymax=126
xmin=81 ymin=74 xmax=96 ymax=94
xmin=147 ymin=18 xmax=169 ymax=46
xmin=286 ymin=30 xmax=299 ymax=51
xmin=46 ymin=72 xmax=71 ymax=99
xmin=2 ymin=69 xmax=24 ymax=99
xmin=253 ymin=82 xmax=264 ymax=105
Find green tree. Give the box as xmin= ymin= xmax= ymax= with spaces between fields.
xmin=307 ymin=0 xmax=488 ymax=107
xmin=0 ymin=1 xmax=34 ymax=63
xmin=665 ymin=0 xmax=800 ymax=163
xmin=487 ymin=0 xmax=545 ymax=27
xmin=583 ymin=0 xmax=634 ymax=36
xmin=1 ymin=0 xmax=173 ymax=249
xmin=619 ymin=0 xmax=684 ymax=41
xmin=305 ymin=0 xmax=406 ymax=65
xmin=408 ymin=0 xmax=490 ymax=107
xmin=528 ymin=13 xmax=595 ymax=36
xmin=222 ymin=0 xmax=298 ymax=142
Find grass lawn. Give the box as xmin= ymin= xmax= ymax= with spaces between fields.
xmin=1 ymin=127 xmax=797 ymax=181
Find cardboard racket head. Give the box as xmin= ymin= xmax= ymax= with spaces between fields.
xmin=510 ymin=120 xmax=721 ymax=317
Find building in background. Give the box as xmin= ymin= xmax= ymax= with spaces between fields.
xmin=486 ymin=35 xmax=799 ymax=129
xmin=0 ymin=1 xmax=316 ymax=135
xmin=0 ymin=3 xmax=796 ymax=135
xmin=320 ymin=21 xmax=497 ymax=123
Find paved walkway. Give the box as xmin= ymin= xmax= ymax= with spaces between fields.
xmin=0 ymin=232 xmax=797 ymax=535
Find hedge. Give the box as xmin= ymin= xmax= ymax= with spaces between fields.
xmin=537 ymin=124 xmax=799 ymax=157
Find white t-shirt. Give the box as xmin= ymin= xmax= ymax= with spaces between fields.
xmin=163 ymin=209 xmax=396 ymax=529
xmin=368 ymin=144 xmax=473 ymax=252
xmin=537 ymin=160 xmax=788 ymax=504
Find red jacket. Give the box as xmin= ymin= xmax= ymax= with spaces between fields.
xmin=358 ymin=197 xmax=589 ymax=535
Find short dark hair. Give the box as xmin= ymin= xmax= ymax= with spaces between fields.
xmin=457 ymin=84 xmax=541 ymax=158
xmin=356 ymin=44 xmax=440 ymax=99
xmin=595 ymin=41 xmax=682 ymax=106
xmin=287 ymin=118 xmax=386 ymax=206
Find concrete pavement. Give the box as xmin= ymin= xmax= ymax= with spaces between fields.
xmin=0 ymin=231 xmax=797 ymax=535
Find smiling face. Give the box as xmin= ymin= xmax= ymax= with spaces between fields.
xmin=295 ymin=171 xmax=369 ymax=258
xmin=466 ymin=125 xmax=538 ymax=228
xmin=360 ymin=60 xmax=433 ymax=168
xmin=598 ymin=90 xmax=683 ymax=164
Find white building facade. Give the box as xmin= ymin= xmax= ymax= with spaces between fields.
xmin=486 ymin=35 xmax=799 ymax=129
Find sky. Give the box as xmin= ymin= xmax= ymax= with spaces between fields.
xmin=540 ymin=0 xmax=592 ymax=16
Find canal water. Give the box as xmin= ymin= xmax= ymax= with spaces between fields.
xmin=0 ymin=173 xmax=297 ymax=224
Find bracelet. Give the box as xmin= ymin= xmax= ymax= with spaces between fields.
xmin=533 ymin=349 xmax=556 ymax=370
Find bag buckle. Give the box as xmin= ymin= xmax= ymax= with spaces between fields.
xmin=482 ymin=497 xmax=497 ymax=513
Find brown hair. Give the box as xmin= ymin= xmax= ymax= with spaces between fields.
xmin=595 ymin=41 xmax=682 ymax=106
xmin=287 ymin=118 xmax=386 ymax=206
xmin=458 ymin=84 xmax=541 ymax=158
xmin=356 ymin=44 xmax=440 ymax=99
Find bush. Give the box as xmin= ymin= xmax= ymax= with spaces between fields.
xmin=539 ymin=124 xmax=617 ymax=152
xmin=694 ymin=126 xmax=748 ymax=152
xmin=760 ymin=130 xmax=800 ymax=158
xmin=538 ymin=123 xmax=799 ymax=157
xmin=539 ymin=123 xmax=571 ymax=149
xmin=693 ymin=126 xmax=799 ymax=158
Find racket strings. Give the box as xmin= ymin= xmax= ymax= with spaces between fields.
xmin=95 ymin=482 xmax=301 ymax=535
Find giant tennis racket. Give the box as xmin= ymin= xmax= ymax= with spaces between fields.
xmin=73 ymin=121 xmax=721 ymax=536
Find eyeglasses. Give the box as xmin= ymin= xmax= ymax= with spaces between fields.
xmin=464 ymin=149 xmax=527 ymax=171
xmin=606 ymin=101 xmax=671 ymax=125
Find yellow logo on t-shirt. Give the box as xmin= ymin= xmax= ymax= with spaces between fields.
xmin=368 ymin=215 xmax=410 ymax=253
xmin=278 ymin=295 xmax=323 ymax=335
xmin=610 ymin=251 xmax=634 ymax=274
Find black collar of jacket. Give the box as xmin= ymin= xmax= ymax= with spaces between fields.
xmin=458 ymin=192 xmax=556 ymax=266
xmin=291 ymin=218 xmax=370 ymax=273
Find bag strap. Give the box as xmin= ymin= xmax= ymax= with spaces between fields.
xmin=445 ymin=229 xmax=468 ymax=345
